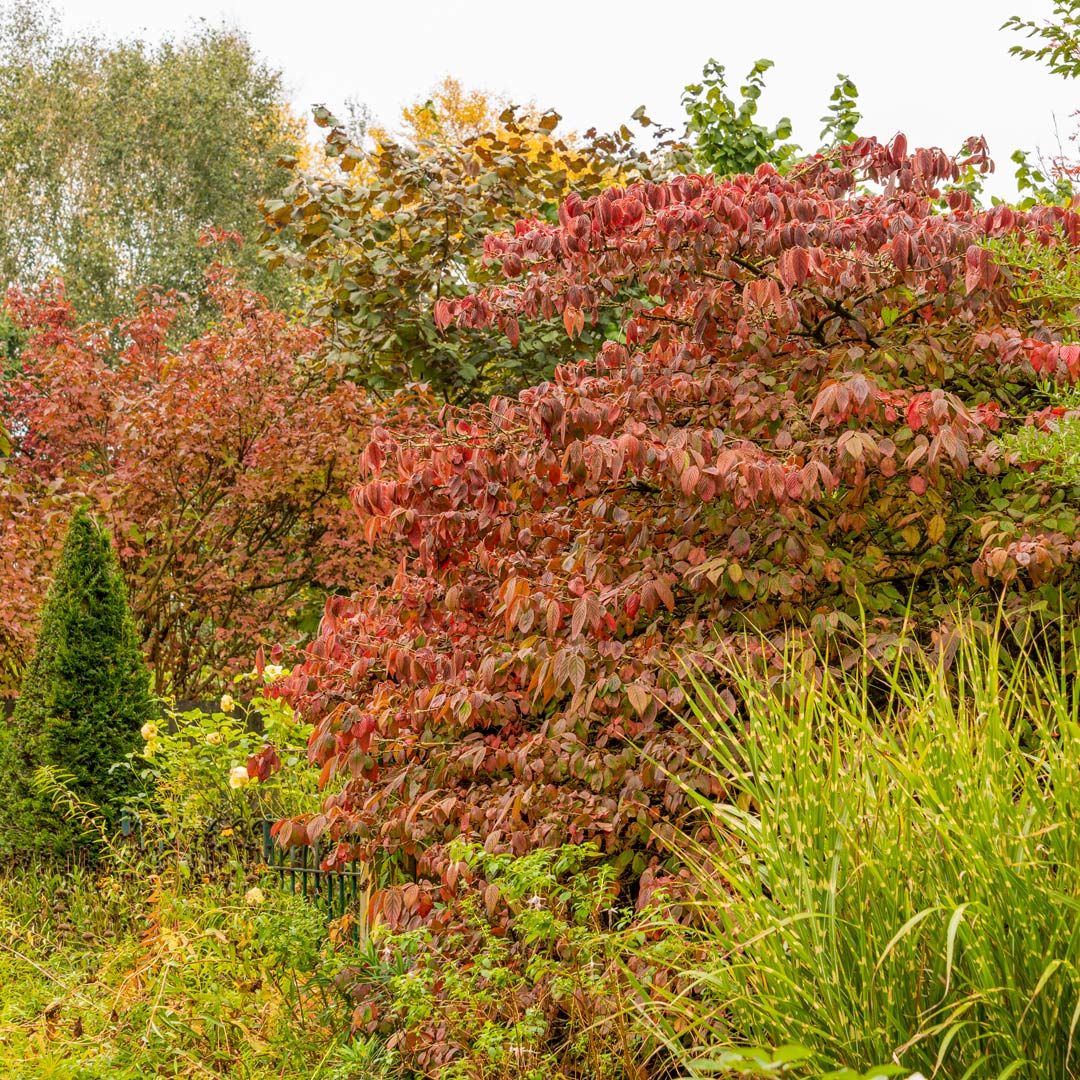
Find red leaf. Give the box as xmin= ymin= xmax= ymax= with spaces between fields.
xmin=247 ymin=744 xmax=281 ymax=783
xmin=964 ymin=245 xmax=982 ymax=295
xmin=890 ymin=233 xmax=910 ymax=272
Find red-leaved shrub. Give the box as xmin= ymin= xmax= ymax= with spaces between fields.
xmin=281 ymin=136 xmax=1080 ymax=920
xmin=0 ymin=267 xmax=422 ymax=696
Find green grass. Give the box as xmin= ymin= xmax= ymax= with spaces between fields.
xmin=0 ymin=856 xmax=370 ymax=1079
xmin=656 ymin=629 xmax=1080 ymax=1078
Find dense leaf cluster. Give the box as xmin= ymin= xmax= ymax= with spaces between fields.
xmin=262 ymin=107 xmax=666 ymax=402
xmin=0 ymin=264 xmax=415 ymax=696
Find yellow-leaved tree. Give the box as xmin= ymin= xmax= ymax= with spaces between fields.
xmin=262 ymin=78 xmax=674 ymax=400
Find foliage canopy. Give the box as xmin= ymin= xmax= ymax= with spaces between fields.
xmin=0 ymin=260 xmax=410 ymax=697
xmin=0 ymin=1 xmax=302 ymax=324
xmin=682 ymin=58 xmax=862 ymax=178
xmin=279 ymin=138 xmax=1080 ymax=916
xmin=263 ymin=103 xmax=668 ymax=402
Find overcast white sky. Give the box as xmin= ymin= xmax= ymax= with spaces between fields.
xmin=50 ymin=0 xmax=1080 ymax=200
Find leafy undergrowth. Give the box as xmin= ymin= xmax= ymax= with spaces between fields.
xmin=0 ymin=857 xmax=374 ymax=1080
xmin=7 ymin=626 xmax=1080 ymax=1080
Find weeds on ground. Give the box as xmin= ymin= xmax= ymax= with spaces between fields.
xmin=0 ymin=855 xmax=362 ymax=1079
xmin=0 ymin=713 xmax=364 ymax=1079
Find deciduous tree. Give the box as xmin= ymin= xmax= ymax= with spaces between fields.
xmin=1 ymin=256 xmax=415 ymax=697
xmin=0 ymin=1 xmax=303 ymax=324
xmin=682 ymin=58 xmax=862 ymax=177
xmin=262 ymin=102 xmax=667 ymax=402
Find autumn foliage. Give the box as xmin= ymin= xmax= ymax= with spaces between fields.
xmin=276 ymin=134 xmax=1080 ymax=924
xmin=262 ymin=102 xmax=664 ymax=402
xmin=0 ymin=263 xmax=417 ymax=696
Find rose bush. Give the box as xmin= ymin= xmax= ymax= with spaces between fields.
xmin=126 ymin=666 xmax=320 ymax=852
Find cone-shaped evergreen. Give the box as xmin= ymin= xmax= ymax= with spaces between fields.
xmin=0 ymin=507 xmax=155 ymax=852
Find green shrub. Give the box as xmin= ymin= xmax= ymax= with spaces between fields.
xmin=659 ymin=628 xmax=1080 ymax=1078
xmin=0 ymin=506 xmax=155 ymax=853
xmin=337 ymin=841 xmax=678 ymax=1080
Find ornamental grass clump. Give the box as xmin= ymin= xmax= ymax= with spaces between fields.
xmin=658 ymin=628 xmax=1080 ymax=1078
xmin=0 ymin=506 xmax=155 ymax=853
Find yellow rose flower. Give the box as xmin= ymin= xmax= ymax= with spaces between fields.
xmin=140 ymin=722 xmax=158 ymax=741
xmin=219 ymin=694 xmax=235 ymax=714
xmin=228 ymin=765 xmax=250 ymax=789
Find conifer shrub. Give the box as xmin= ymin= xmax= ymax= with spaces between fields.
xmin=0 ymin=507 xmax=155 ymax=852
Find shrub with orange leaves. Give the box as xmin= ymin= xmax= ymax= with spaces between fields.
xmin=0 ymin=266 xmax=425 ymax=697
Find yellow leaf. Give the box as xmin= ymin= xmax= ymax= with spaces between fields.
xmin=627 ymin=683 xmax=650 ymax=716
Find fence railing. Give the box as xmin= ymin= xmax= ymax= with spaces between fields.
xmin=261 ymin=821 xmax=368 ymax=930
xmin=118 ymin=810 xmax=368 ymax=932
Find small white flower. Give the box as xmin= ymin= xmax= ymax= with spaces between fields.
xmin=206 ymin=731 xmax=223 ymax=746
xmin=140 ymin=722 xmax=158 ymax=741
xmin=263 ymin=664 xmax=286 ymax=682
xmin=228 ymin=765 xmax=250 ymax=789
xmin=244 ymin=886 xmax=265 ymax=906
xmin=219 ymin=694 xmax=235 ymax=714
xmin=526 ymin=894 xmax=546 ymax=910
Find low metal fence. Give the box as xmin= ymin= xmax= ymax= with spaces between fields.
xmin=118 ymin=810 xmax=368 ymax=931
xmin=261 ymin=821 xmax=368 ymax=930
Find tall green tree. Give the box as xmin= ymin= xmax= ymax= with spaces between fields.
xmin=0 ymin=1 xmax=302 ymax=324
xmin=0 ymin=507 xmax=154 ymax=852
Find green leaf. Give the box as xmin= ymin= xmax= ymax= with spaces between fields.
xmin=874 ymin=906 xmax=941 ymax=973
